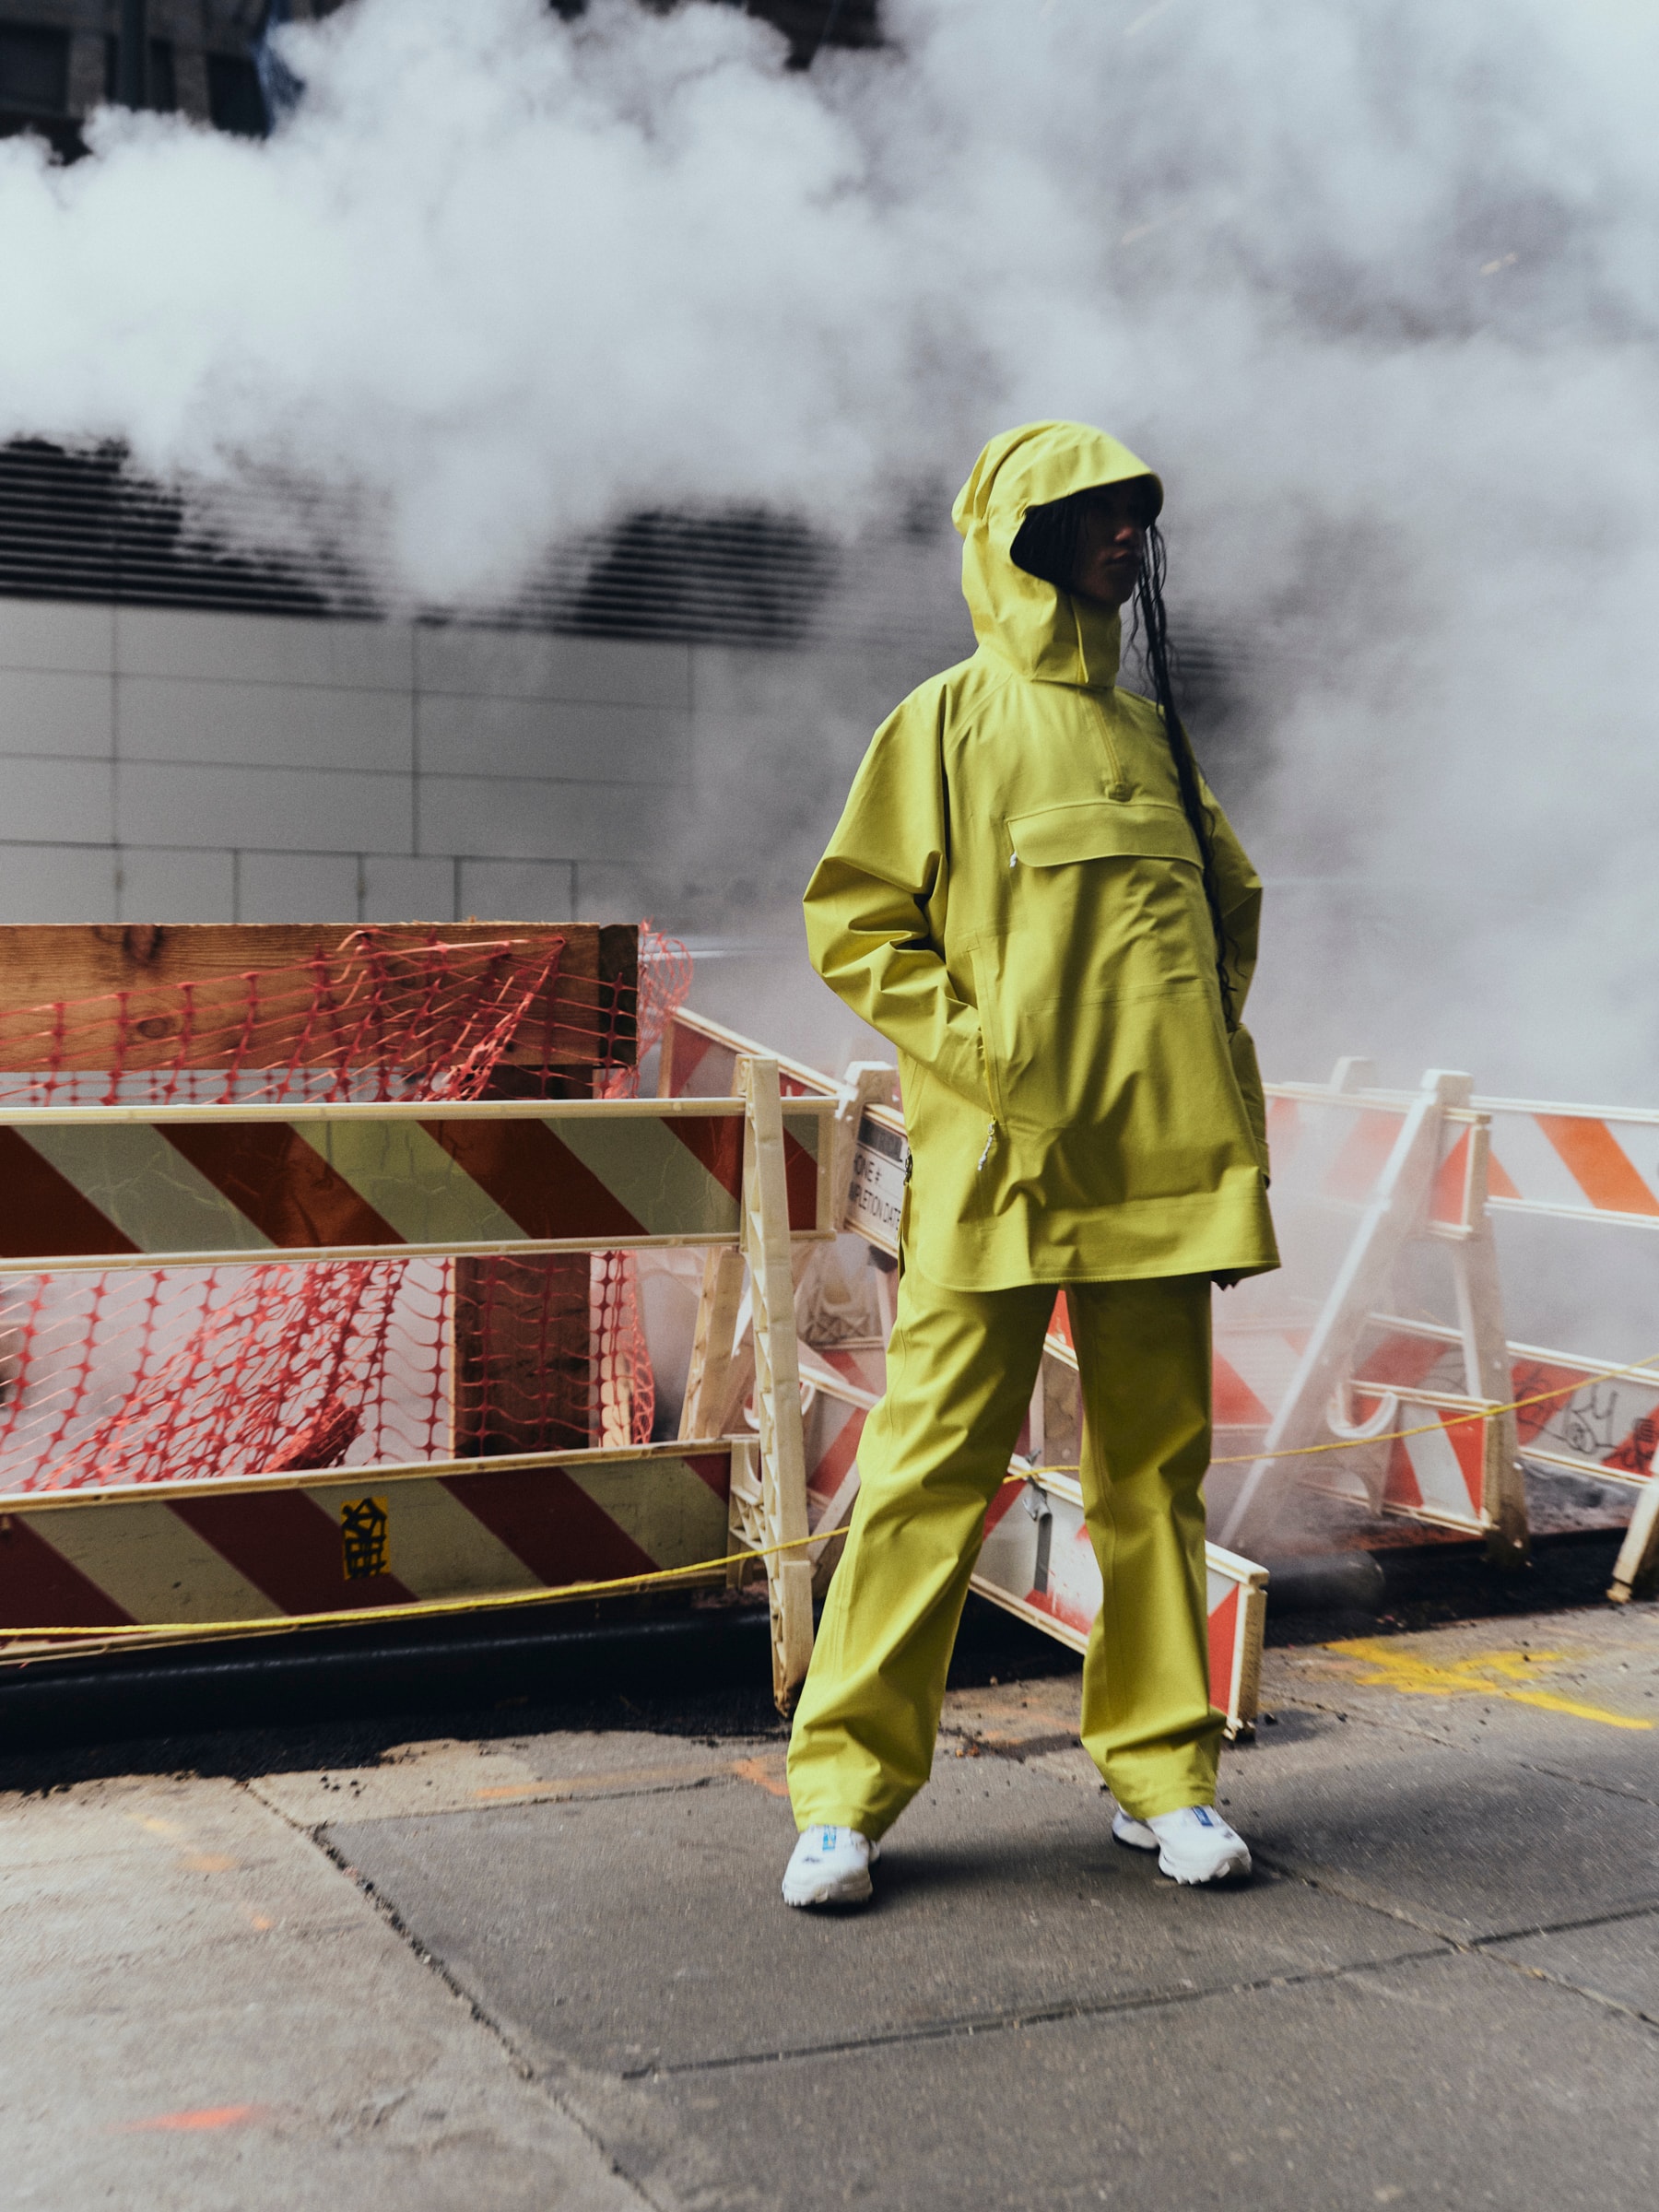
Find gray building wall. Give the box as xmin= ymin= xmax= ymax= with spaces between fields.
xmin=0 ymin=596 xmax=955 ymax=932
xmin=0 ymin=597 xmax=698 ymax=925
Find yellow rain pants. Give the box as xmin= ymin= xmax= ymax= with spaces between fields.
xmin=787 ymin=1265 xmax=1221 ymax=1840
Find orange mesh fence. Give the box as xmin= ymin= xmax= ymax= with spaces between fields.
xmin=0 ymin=926 xmax=627 ymax=1105
xmin=0 ymin=925 xmax=692 ymax=1494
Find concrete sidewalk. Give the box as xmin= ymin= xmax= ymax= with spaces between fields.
xmin=6 ymin=1599 xmax=1657 ymax=2208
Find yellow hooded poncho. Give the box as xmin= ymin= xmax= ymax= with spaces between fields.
xmin=803 ymin=419 xmax=1279 ymax=1290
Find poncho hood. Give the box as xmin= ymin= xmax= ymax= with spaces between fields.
xmin=952 ymin=420 xmax=1163 ymax=692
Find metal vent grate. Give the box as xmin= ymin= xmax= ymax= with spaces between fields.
xmin=0 ymin=441 xmax=840 ymax=646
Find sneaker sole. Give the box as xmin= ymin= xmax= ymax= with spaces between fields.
xmin=782 ymin=1868 xmax=874 ymax=1909
xmin=1157 ymin=1847 xmax=1253 ymax=1886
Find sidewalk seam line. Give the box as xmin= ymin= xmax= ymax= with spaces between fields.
xmin=624 ymin=1944 xmax=1452 ymax=2077
xmin=1257 ymin=1851 xmax=1659 ymax=2039
xmin=236 ymin=1780 xmax=664 ymax=2212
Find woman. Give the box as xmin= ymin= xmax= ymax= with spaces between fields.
xmin=782 ymin=419 xmax=1278 ymax=1909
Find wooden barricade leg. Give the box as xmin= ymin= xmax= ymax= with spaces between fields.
xmin=1609 ymin=1476 xmax=1659 ymax=1604
xmin=1446 ymin=1110 xmax=1529 ymax=1566
xmin=677 ymin=1247 xmax=747 ymax=1444
xmin=733 ymin=1055 xmax=815 ymax=1712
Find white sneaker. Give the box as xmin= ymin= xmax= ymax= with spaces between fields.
xmin=1112 ymin=1804 xmax=1252 ymax=1885
xmin=781 ymin=1824 xmax=879 ymax=1908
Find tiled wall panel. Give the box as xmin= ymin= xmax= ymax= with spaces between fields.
xmin=418 ymin=776 xmax=674 ymax=865
xmin=416 ymin=695 xmax=688 ymax=784
xmin=361 ymin=854 xmax=457 ymax=926
xmin=117 ymin=762 xmax=410 ymax=854
xmin=120 ymin=676 xmax=415 ymax=775
xmin=0 ymin=844 xmax=117 ymax=925
xmin=0 ymin=600 xmax=114 ymax=676
xmin=0 ymin=758 xmax=115 ymax=843
xmin=118 ymin=846 xmax=237 ymax=924
xmin=0 ymin=599 xmax=888 ymax=930
xmin=0 ymin=670 xmax=114 ymax=759
xmin=416 ymin=627 xmax=689 ymax=709
xmin=238 ymin=851 xmax=364 ymax=924
xmin=456 ymin=858 xmax=576 ymax=924
xmin=115 ymin=607 xmax=415 ymax=691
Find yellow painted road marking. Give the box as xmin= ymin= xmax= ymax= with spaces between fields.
xmin=1325 ymin=1638 xmax=1654 ymax=1731
xmin=127 ymin=1812 xmax=240 ymax=1870
xmin=730 ymin=1754 xmax=791 ymax=1799
xmin=116 ymin=2105 xmax=269 ymax=2134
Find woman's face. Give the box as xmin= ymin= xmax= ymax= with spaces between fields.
xmin=1070 ymin=484 xmax=1152 ymax=607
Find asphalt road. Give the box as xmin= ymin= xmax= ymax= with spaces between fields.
xmin=5 ymin=1591 xmax=1657 ymax=2209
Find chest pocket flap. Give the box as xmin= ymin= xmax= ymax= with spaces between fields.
xmin=1007 ymin=799 xmax=1201 ymax=869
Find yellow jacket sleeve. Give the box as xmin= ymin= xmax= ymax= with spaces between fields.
xmin=804 ymin=688 xmax=995 ymax=1116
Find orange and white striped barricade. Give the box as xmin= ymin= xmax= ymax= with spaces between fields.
xmin=1478 ymin=1097 xmax=1659 ymax=1230
xmin=1347 ymin=1319 xmax=1659 ymax=1598
xmin=1212 ymin=1062 xmax=1526 ymax=1564
xmin=794 ymin=1341 xmax=883 ymax=1593
xmin=659 ymin=1006 xmax=840 ymax=1104
xmin=0 ymin=1073 xmax=838 ymax=1712
xmin=1454 ymin=1091 xmax=1659 ymax=1599
xmin=1505 ymin=1337 xmax=1659 ymax=1590
xmin=663 ymin=1006 xmax=1275 ymax=1724
xmin=0 ymin=1441 xmax=736 ymax=1647
xmin=666 ymin=1007 xmax=893 ymax=1463
xmin=1025 ymin=1297 xmax=1264 ymax=1734
xmin=974 ymin=1467 xmax=1268 ymax=1740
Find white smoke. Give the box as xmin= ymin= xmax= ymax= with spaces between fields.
xmin=3 ymin=0 xmax=1659 ymax=1117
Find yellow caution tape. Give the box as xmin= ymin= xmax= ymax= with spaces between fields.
xmin=5 ymin=1347 xmax=1655 ymax=1651
xmin=0 ymin=1524 xmax=842 ymax=1649
xmin=1206 ymin=1343 xmax=1659 ymax=1467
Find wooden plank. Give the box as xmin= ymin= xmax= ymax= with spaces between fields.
xmin=0 ymin=923 xmax=635 ymax=1071
xmin=738 ymin=1056 xmax=815 ymax=1714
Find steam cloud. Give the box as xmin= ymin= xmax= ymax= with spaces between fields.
xmin=2 ymin=0 xmax=1658 ymax=1147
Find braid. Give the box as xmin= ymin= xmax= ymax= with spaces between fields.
xmin=1011 ymin=493 xmax=1237 ymax=1025
xmin=1133 ymin=523 xmax=1236 ymax=1025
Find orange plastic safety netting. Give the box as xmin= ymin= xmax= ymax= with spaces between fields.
xmin=0 ymin=926 xmax=691 ymax=1494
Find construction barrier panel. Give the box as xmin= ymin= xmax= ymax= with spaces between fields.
xmin=1217 ymin=1070 xmax=1659 ymax=1595
xmin=1474 ymin=1094 xmax=1659 ymax=1601
xmin=659 ymin=1009 xmax=1659 ymax=1680
xmin=661 ymin=1008 xmax=1273 ymax=1735
xmin=0 ymin=1441 xmax=734 ymax=1641
xmin=0 ymin=1096 xmax=830 ymax=1268
xmin=0 ymin=931 xmax=837 ymax=1714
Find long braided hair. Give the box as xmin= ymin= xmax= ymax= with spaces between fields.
xmin=1010 ymin=493 xmax=1235 ymax=1024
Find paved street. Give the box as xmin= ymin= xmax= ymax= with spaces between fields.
xmin=6 ymin=1595 xmax=1657 ymax=2209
